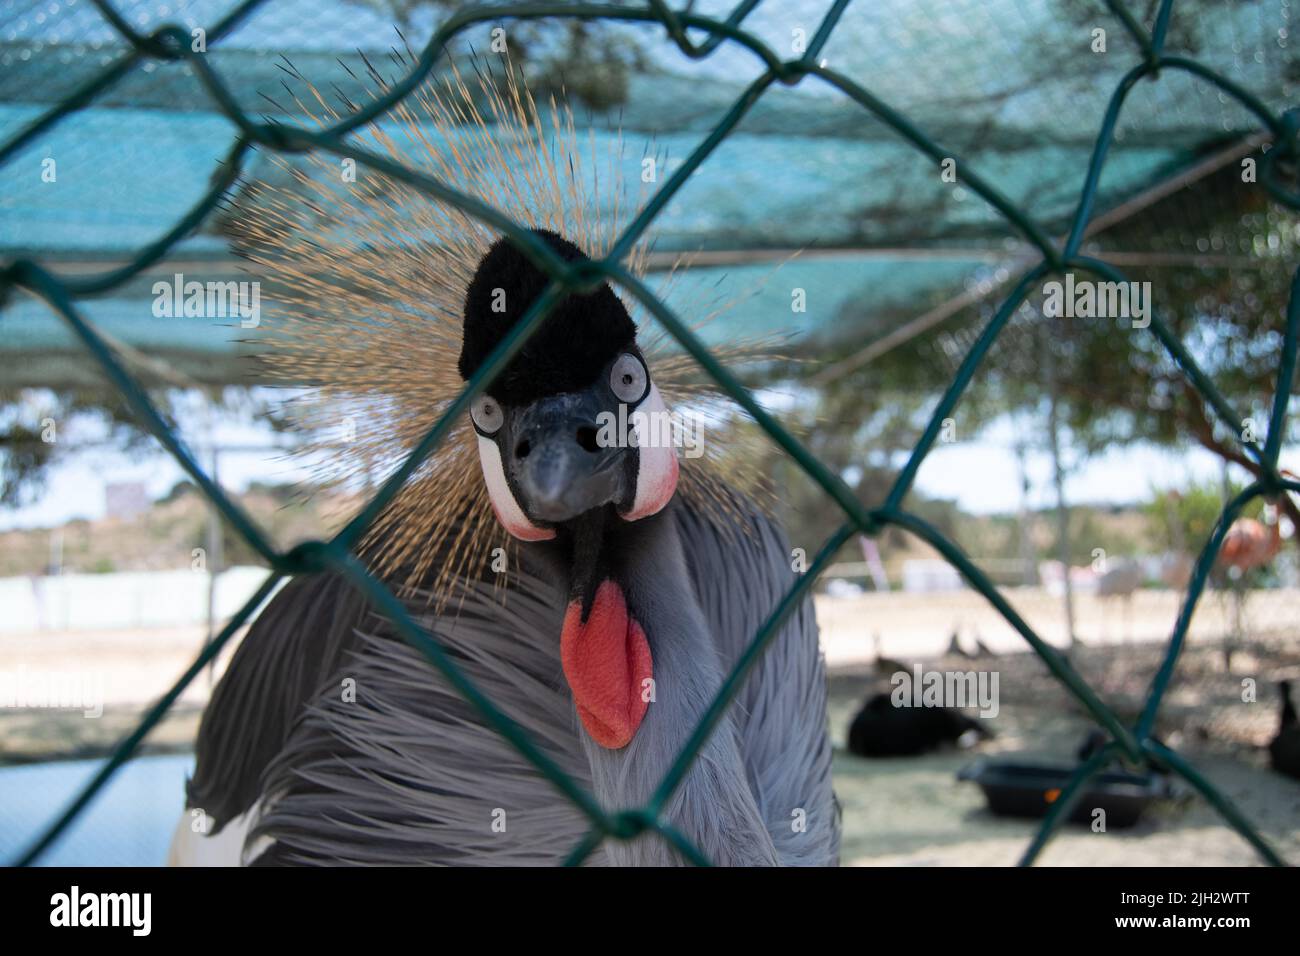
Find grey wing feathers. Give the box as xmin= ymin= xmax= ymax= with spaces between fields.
xmin=247 ymin=571 xmax=602 ymax=865
xmin=675 ymin=499 xmax=841 ymax=866
xmin=186 ymin=571 xmax=371 ymax=831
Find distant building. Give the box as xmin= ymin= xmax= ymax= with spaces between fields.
xmin=901 ymin=559 xmax=965 ymax=593
xmin=104 ymin=481 xmax=150 ymax=521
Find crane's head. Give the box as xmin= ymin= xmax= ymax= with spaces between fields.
xmin=459 ymin=229 xmax=678 ymax=750
xmin=459 ymin=230 xmax=678 ymax=539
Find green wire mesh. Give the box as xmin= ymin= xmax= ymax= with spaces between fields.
xmin=3 ymin=0 xmax=1299 ymax=867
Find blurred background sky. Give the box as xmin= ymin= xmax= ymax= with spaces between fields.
xmin=5 ymin=0 xmax=1295 ymax=530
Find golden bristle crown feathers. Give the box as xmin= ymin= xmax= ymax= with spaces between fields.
xmin=230 ymin=50 xmax=773 ymax=605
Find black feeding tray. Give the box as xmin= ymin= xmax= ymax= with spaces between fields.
xmin=958 ymin=759 xmax=1175 ymax=828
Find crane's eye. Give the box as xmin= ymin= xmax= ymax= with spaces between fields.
xmin=609 ymin=353 xmax=648 ymax=404
xmin=470 ymin=394 xmax=504 ymax=435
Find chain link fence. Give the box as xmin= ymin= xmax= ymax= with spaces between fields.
xmin=2 ymin=0 xmax=1299 ymax=866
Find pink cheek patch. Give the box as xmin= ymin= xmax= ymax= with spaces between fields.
xmin=475 ymin=435 xmax=555 ymax=542
xmin=622 ymin=384 xmax=679 ymax=521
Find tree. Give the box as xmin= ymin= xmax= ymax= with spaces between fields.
xmin=0 ymin=388 xmax=173 ymax=509
xmin=344 ymin=0 xmax=645 ymax=109
xmin=783 ymin=148 xmax=1298 ymax=554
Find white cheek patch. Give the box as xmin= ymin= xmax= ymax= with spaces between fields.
xmin=476 ymin=435 xmax=555 ymax=542
xmin=624 ymin=384 xmax=680 ymax=521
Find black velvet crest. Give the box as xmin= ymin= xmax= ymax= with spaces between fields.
xmin=458 ymin=229 xmax=637 ymax=405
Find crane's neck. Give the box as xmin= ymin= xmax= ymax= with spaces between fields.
xmin=576 ymin=503 xmax=779 ymax=866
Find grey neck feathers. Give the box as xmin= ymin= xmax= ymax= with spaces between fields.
xmin=587 ymin=505 xmax=780 ymax=866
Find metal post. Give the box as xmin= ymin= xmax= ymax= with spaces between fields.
xmin=205 ymin=445 xmax=224 ymax=686
xmin=1045 ymin=340 xmax=1078 ymax=649
xmin=1014 ymin=430 xmax=1037 ymax=587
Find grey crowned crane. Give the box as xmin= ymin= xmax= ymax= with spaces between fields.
xmin=168 ymin=60 xmax=839 ymax=866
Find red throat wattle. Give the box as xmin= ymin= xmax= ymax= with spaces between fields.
xmin=560 ymin=579 xmax=653 ymax=749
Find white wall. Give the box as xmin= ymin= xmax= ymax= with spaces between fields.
xmin=0 ymin=567 xmax=276 ymax=633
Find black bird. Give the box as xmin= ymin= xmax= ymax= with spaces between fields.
xmin=870 ymin=632 xmax=909 ymax=677
xmin=847 ymin=692 xmax=994 ymax=757
xmin=972 ymin=632 xmax=998 ymax=658
xmin=945 ymin=629 xmax=975 ymax=659
xmin=1076 ymin=728 xmax=1116 ymax=763
xmin=1269 ymin=680 xmax=1300 ymax=781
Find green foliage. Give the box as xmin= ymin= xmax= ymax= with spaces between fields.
xmin=1142 ymin=479 xmax=1257 ymax=554
xmin=157 ymin=479 xmax=197 ymax=505
xmin=0 ymin=388 xmax=167 ymax=508
xmin=774 ymin=157 xmax=1299 ymax=554
xmin=1002 ymin=166 xmax=1298 ymax=466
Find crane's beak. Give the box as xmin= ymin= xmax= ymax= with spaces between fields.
xmin=509 ymin=390 xmax=631 ymax=525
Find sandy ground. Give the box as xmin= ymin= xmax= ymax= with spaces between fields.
xmin=817 ymin=586 xmax=1300 ymax=667
xmin=828 ymin=668 xmax=1300 ymax=866
xmin=3 ymin=589 xmax=1298 ymax=864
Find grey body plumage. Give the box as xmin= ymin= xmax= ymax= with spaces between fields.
xmin=186 ymin=492 xmax=839 ymax=866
